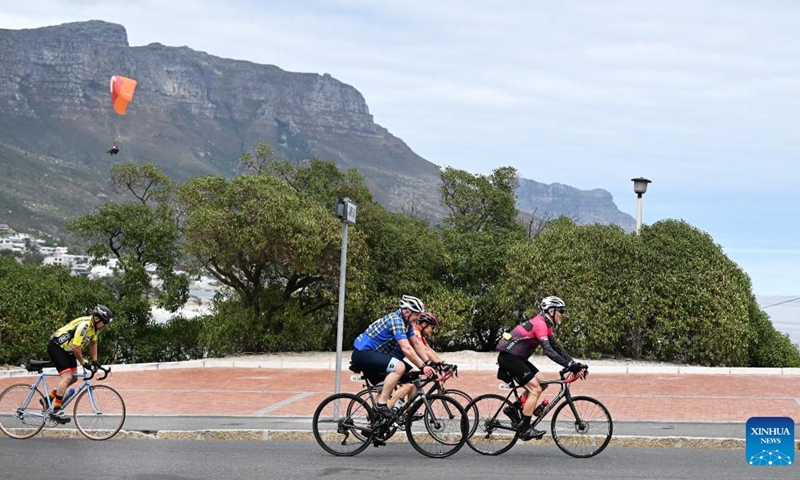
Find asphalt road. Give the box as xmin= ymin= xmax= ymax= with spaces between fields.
xmin=1 ymin=438 xmax=796 ymax=480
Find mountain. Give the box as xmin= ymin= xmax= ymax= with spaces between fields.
xmin=0 ymin=21 xmax=635 ymax=237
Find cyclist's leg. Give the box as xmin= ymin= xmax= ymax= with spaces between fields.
xmin=388 ymin=383 xmax=414 ymax=409
xmin=351 ymin=350 xmax=405 ymax=405
xmin=47 ymin=341 xmax=77 ymax=410
xmin=497 ymin=352 xmax=541 ymax=429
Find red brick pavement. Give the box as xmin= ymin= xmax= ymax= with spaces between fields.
xmin=3 ymin=368 xmax=798 ymax=422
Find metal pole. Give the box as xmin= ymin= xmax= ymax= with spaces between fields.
xmin=636 ymin=193 xmax=643 ymax=234
xmin=334 ymin=220 xmax=349 ymax=398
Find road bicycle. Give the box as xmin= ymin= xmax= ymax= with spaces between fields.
xmin=465 ymin=366 xmax=612 ymax=458
xmin=0 ymin=359 xmax=126 ymax=441
xmin=312 ymin=364 xmax=469 ymax=458
xmin=350 ymin=362 xmax=475 ymax=441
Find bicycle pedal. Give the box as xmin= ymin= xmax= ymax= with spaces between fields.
xmin=372 ymin=439 xmax=386 ymax=447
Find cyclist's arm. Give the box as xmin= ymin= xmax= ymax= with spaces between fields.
xmin=401 ymin=337 xmax=429 ymax=368
xmin=539 ymin=337 xmax=571 ymax=368
xmin=422 ymin=343 xmax=444 ymax=363
xmin=549 ymin=336 xmax=574 ymax=365
xmin=89 ymin=340 xmax=98 ymax=364
xmin=71 ymin=343 xmax=86 ymax=365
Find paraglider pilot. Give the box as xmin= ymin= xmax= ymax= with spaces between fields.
xmin=107 ymin=143 xmax=120 ymax=155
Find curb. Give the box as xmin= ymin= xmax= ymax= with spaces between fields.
xmin=15 ymin=428 xmax=800 ymax=450
xmin=3 ymin=360 xmax=800 ymax=378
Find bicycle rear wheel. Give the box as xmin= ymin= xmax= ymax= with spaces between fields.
xmin=313 ymin=393 xmax=372 ymax=456
xmin=405 ymin=394 xmax=467 ymax=458
xmin=551 ymin=395 xmax=613 ymax=458
xmin=0 ymin=384 xmax=46 ymax=440
xmin=73 ymin=385 xmax=126 ymax=440
xmin=464 ymin=393 xmax=519 ymax=455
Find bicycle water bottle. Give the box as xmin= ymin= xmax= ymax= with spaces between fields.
xmin=533 ymin=399 xmax=549 ymax=417
xmin=520 ymin=394 xmax=528 ymax=405
xmin=392 ymin=398 xmax=406 ymax=414
xmin=62 ymin=388 xmax=75 ymax=404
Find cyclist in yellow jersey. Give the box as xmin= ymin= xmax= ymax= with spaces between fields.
xmin=46 ymin=305 xmax=113 ymax=422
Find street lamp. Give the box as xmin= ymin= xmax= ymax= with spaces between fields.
xmin=631 ymin=177 xmax=651 ymax=234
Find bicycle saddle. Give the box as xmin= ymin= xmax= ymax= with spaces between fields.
xmin=26 ymin=359 xmax=54 ymax=373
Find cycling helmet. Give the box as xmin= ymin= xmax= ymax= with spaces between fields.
xmin=92 ymin=305 xmax=114 ymax=325
xmin=418 ymin=312 xmax=440 ymax=327
xmin=539 ymin=296 xmax=566 ymax=312
xmin=399 ymin=295 xmax=425 ymax=313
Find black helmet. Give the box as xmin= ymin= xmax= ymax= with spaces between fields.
xmin=92 ymin=305 xmax=113 ymax=325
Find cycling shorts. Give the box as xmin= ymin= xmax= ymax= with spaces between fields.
xmin=497 ymin=351 xmax=539 ymax=386
xmin=47 ymin=339 xmax=77 ymax=374
xmin=351 ymin=349 xmax=413 ymax=386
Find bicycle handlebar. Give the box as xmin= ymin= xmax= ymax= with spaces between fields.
xmin=558 ymin=365 xmax=589 ymax=383
xmin=84 ymin=364 xmax=111 ymax=381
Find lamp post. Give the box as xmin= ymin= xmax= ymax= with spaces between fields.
xmin=631 ymin=177 xmax=651 ymax=234
xmin=334 ymin=197 xmax=356 ymax=406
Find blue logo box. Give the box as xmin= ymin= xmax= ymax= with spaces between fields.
xmin=746 ymin=417 xmax=794 ymax=466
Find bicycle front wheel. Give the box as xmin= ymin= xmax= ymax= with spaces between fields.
xmin=441 ymin=388 xmax=478 ymax=437
xmin=551 ymin=395 xmax=613 ymax=458
xmin=73 ymin=385 xmax=126 ymax=440
xmin=405 ymin=394 xmax=467 ymax=458
xmin=465 ymin=393 xmax=519 ymax=455
xmin=0 ymin=384 xmax=46 ymax=440
xmin=313 ymin=393 xmax=372 ymax=456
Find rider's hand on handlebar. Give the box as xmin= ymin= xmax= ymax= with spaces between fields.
xmin=422 ymin=361 xmax=436 ymax=378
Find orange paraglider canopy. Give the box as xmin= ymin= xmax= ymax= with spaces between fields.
xmin=110 ymin=75 xmax=137 ymax=115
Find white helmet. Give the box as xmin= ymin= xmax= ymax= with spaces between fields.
xmin=399 ymin=295 xmax=425 ymax=313
xmin=539 ymin=296 xmax=566 ymax=311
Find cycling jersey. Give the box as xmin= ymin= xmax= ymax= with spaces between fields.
xmin=353 ymin=310 xmax=416 ymax=359
xmin=495 ymin=315 xmax=553 ymax=358
xmin=412 ymin=323 xmax=429 ymax=347
xmin=51 ymin=316 xmax=98 ymax=353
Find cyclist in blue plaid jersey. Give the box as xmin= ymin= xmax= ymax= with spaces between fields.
xmin=351 ymin=295 xmax=436 ymax=418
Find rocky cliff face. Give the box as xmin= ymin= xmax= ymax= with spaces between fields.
xmin=0 ymin=21 xmax=633 ymax=236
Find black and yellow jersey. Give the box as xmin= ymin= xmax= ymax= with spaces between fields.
xmin=51 ymin=316 xmax=98 ymax=352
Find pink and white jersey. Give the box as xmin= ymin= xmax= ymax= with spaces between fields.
xmin=495 ymin=315 xmax=554 ymax=358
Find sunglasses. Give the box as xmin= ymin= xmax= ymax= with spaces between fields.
xmin=555 ymin=308 xmax=566 ymax=314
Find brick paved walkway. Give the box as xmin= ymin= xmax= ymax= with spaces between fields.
xmin=4 ymin=368 xmax=797 ymax=422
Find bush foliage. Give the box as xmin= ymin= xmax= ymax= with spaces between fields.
xmin=2 ymin=151 xmax=798 ymax=368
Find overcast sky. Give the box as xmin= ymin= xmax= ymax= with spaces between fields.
xmin=2 ymin=1 xmax=799 ymax=296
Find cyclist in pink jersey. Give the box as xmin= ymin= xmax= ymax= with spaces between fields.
xmin=495 ymin=296 xmax=587 ymax=440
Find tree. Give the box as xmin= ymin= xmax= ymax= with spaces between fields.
xmin=67 ymin=164 xmax=188 ymax=362
xmin=437 ymin=166 xmax=528 ymax=350
xmin=496 ymin=218 xmax=799 ymax=366
xmin=178 ymin=170 xmax=369 ymax=352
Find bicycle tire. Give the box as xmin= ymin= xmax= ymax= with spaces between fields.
xmin=440 ymin=388 xmax=478 ymax=437
xmin=464 ymin=393 xmax=519 ymax=455
xmin=73 ymin=385 xmax=126 ymax=440
xmin=405 ymin=393 xmax=468 ymax=458
xmin=350 ymin=388 xmax=398 ymax=442
xmin=550 ymin=395 xmax=613 ymax=458
xmin=313 ymin=393 xmax=372 ymax=456
xmin=0 ymin=384 xmax=46 ymax=440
